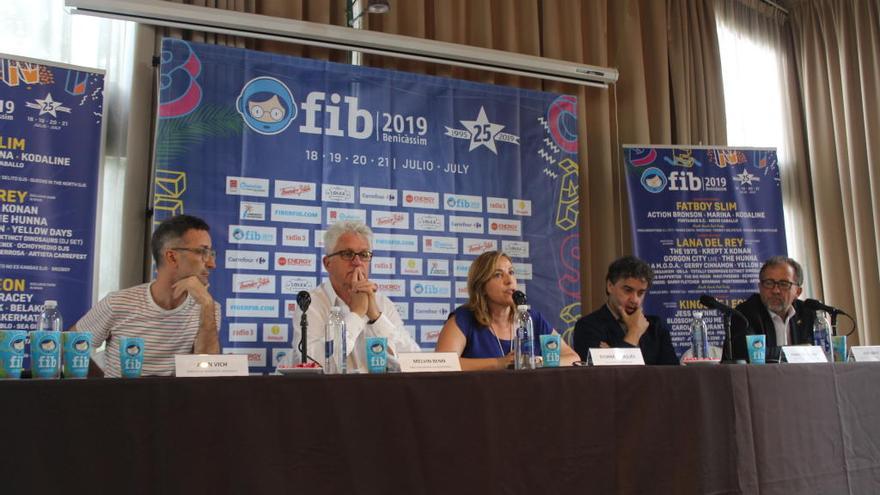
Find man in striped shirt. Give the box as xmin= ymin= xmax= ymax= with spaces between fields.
xmin=73 ymin=215 xmax=221 ymax=377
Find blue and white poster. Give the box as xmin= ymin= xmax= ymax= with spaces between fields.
xmin=0 ymin=54 xmax=104 ymax=332
xmin=623 ymin=145 xmax=786 ymax=355
xmin=154 ymin=39 xmax=582 ymax=373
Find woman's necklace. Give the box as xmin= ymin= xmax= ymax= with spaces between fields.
xmin=488 ymin=323 xmax=509 ymax=357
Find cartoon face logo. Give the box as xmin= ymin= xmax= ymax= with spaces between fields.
xmin=545 ymin=340 xmax=559 ymax=350
xmin=640 ymin=167 xmax=668 ymax=193
xmin=236 ymin=77 xmax=296 ymax=135
xmin=126 ymin=344 xmax=141 ymax=356
xmin=40 ymin=339 xmax=57 ymax=352
xmin=751 ymin=340 xmax=764 ymax=349
xmin=74 ymin=340 xmax=90 ymax=352
xmin=370 ymin=343 xmax=385 ymax=354
xmin=11 ymin=338 xmax=25 ymax=353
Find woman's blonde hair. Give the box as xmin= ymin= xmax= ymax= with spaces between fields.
xmin=465 ymin=251 xmax=515 ymax=328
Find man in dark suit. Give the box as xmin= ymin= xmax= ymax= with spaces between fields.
xmin=729 ymin=256 xmax=815 ymax=362
xmin=572 ymin=256 xmax=678 ymax=365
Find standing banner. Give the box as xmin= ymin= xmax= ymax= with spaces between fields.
xmin=0 ymin=54 xmax=104 ymax=333
xmin=155 ymin=40 xmax=582 ymax=373
xmin=623 ymin=145 xmax=786 ymax=356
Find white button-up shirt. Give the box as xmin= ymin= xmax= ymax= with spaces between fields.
xmin=768 ymin=305 xmax=797 ymax=347
xmin=291 ymin=281 xmax=421 ymax=371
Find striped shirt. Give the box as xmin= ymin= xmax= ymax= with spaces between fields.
xmin=76 ymin=283 xmax=221 ymax=378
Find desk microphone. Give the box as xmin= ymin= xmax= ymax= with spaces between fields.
xmin=513 ymin=290 xmax=527 ymax=306
xmin=297 ymin=291 xmax=311 ymax=364
xmin=803 ymin=298 xmax=846 ymax=316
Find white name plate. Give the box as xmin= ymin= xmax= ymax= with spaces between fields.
xmin=398 ymin=352 xmax=461 ymax=372
xmin=589 ymin=348 xmax=645 ymax=366
xmin=174 ymin=354 xmax=249 ymax=377
xmin=850 ymin=346 xmax=880 ymax=362
xmin=781 ymin=345 xmax=828 ymax=363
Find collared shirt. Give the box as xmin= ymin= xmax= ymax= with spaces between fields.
xmin=291 ymin=281 xmax=421 ymax=371
xmin=768 ymin=305 xmax=797 ymax=347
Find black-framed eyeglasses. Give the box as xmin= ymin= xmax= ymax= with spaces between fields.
xmin=759 ymin=279 xmax=797 ymax=291
xmin=171 ymin=247 xmax=217 ymax=261
xmin=326 ymin=250 xmax=373 ymax=262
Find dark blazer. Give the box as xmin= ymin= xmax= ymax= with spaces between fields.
xmin=728 ymin=293 xmax=816 ymax=361
xmin=572 ymin=305 xmax=678 ymax=365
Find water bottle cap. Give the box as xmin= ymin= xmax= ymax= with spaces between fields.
xmin=44 ymin=300 xmax=58 ymax=309
xmin=516 ymin=304 xmax=529 ymax=311
xmin=330 ymin=306 xmax=343 ymax=314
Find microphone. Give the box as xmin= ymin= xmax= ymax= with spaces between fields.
xmin=512 ymin=290 xmax=527 ymax=306
xmin=296 ymin=291 xmax=311 ymax=364
xmin=803 ymin=298 xmax=845 ymax=316
xmin=296 ymin=290 xmax=311 ymax=312
xmin=699 ymin=295 xmax=737 ymax=314
xmin=699 ymin=294 xmax=749 ymax=325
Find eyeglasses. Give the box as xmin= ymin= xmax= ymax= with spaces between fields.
xmin=171 ymin=247 xmax=217 ymax=261
xmin=759 ymin=279 xmax=798 ymax=291
xmin=326 ymin=250 xmax=373 ymax=262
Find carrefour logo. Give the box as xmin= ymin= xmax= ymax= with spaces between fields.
xmin=413 ymin=303 xmax=450 ymax=320
xmin=360 ymin=187 xmax=398 ymax=206
xmin=444 ymin=193 xmax=482 ymax=213
xmin=410 ymin=280 xmax=451 ymax=298
xmin=448 ymin=216 xmax=484 ymax=234
xmin=228 ymin=225 xmax=276 ymax=246
xmin=224 ymin=250 xmax=269 ymax=270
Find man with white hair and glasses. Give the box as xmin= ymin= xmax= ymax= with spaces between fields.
xmin=292 ymin=221 xmax=420 ymax=371
xmin=728 ymin=255 xmax=816 ymax=362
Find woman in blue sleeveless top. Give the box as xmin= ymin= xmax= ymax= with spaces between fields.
xmin=436 ymin=251 xmax=579 ymax=370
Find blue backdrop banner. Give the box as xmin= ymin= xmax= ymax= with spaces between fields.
xmin=154 ymin=39 xmax=582 ymax=373
xmin=0 ymin=54 xmax=104 ymax=333
xmin=623 ymin=145 xmax=786 ymax=356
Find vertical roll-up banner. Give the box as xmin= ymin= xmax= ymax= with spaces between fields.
xmin=623 ymin=145 xmax=787 ymax=356
xmin=0 ymin=54 xmax=104 ymax=339
xmin=154 ymin=39 xmax=582 ymax=373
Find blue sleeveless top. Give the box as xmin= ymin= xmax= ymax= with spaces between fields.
xmin=452 ymin=305 xmax=554 ymax=359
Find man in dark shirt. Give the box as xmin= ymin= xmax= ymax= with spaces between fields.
xmin=573 ymin=256 xmax=678 ymax=365
xmin=728 ymin=256 xmax=815 ymax=362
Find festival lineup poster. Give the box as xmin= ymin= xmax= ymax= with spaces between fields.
xmin=154 ymin=39 xmax=582 ymax=373
xmin=0 ymin=54 xmax=105 ymax=332
xmin=623 ymin=145 xmax=786 ymax=356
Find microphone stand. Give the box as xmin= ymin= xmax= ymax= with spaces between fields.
xmin=723 ymin=312 xmax=734 ymax=364
xmin=830 ymin=312 xmax=838 ymax=337
xmin=299 ymin=312 xmax=308 ymax=364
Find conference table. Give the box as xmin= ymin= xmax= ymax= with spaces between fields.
xmin=3 ymin=363 xmax=880 ymax=494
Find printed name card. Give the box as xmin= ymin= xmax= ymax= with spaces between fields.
xmin=781 ymin=346 xmax=828 ymax=364
xmin=174 ymin=354 xmax=249 ymax=377
xmin=398 ymin=352 xmax=461 ymax=372
xmin=850 ymin=346 xmax=880 ymax=362
xmin=589 ymin=348 xmax=645 ymax=366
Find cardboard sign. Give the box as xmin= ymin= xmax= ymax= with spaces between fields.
xmin=397 ymin=352 xmax=461 ymax=372
xmin=174 ymin=354 xmax=249 ymax=377
xmin=589 ymin=348 xmax=645 ymax=366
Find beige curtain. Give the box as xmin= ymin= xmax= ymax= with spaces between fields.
xmin=788 ymin=0 xmax=880 ymax=345
xmin=713 ymin=0 xmax=822 ymax=296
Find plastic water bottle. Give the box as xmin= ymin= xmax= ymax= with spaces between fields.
xmin=324 ymin=306 xmax=347 ymax=374
xmin=32 ymin=300 xmax=63 ymax=379
xmin=813 ymin=310 xmax=832 ymax=361
xmin=514 ymin=305 xmax=536 ymax=370
xmin=690 ymin=311 xmax=709 ymax=359
xmin=37 ymin=300 xmax=63 ymax=332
